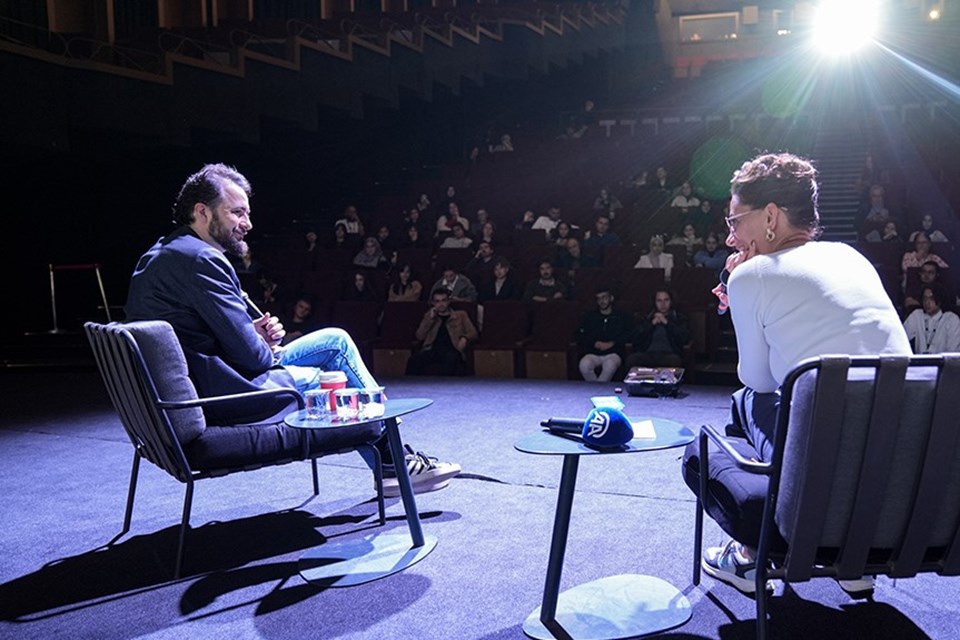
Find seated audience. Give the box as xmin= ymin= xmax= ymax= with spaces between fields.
xmin=437 ymin=202 xmax=470 ymax=237
xmin=281 ymin=295 xmax=322 ymax=345
xmin=555 ymin=238 xmax=598 ymax=279
xmin=476 ymin=221 xmax=500 ymax=247
xmin=523 ymin=260 xmax=567 ymax=302
xmin=670 ymin=181 xmax=700 ymax=216
xmin=515 ymin=209 xmax=536 ymax=230
xmin=902 ymin=232 xmax=949 ymax=273
xmin=550 ymin=221 xmax=574 ymax=246
xmin=431 ymin=267 xmax=478 ymax=302
xmin=375 ymin=224 xmax=397 ymax=257
xmin=908 ymin=213 xmax=950 ymax=244
xmin=686 ymin=199 xmax=716 ymax=235
xmin=439 ymin=223 xmax=474 ymax=249
xmin=406 ymin=288 xmax=478 ymax=376
xmin=387 ymin=263 xmax=423 ymax=302
xmin=667 ymin=223 xmax=704 ymax=266
xmin=576 ymin=286 xmax=633 ymax=382
xmin=335 ymin=204 xmax=365 ymax=236
xmin=902 ymin=284 xmax=960 ymax=353
xmin=475 ymin=208 xmax=491 ymax=229
xmin=353 ymin=237 xmax=389 ymax=270
xmin=464 ymin=241 xmax=498 ymax=284
xmin=488 ymin=133 xmax=514 ymax=153
xmin=592 ymin=187 xmax=623 ymax=220
xmin=693 ymin=233 xmax=730 ymax=277
xmin=532 ymin=205 xmax=563 ymax=238
xmin=478 ymin=258 xmax=521 ymax=302
xmin=403 ymin=207 xmax=425 ymax=233
xmin=624 ymin=288 xmax=689 ymax=369
xmin=401 ymin=224 xmax=431 ymax=249
xmin=343 ymin=271 xmax=379 ymax=302
xmin=904 ymin=261 xmax=947 ymax=315
xmin=634 ymin=235 xmax=674 ymax=281
xmin=583 ymin=215 xmax=621 ymax=248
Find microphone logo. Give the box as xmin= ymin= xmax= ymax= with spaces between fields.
xmin=585 ymin=410 xmax=610 ymax=439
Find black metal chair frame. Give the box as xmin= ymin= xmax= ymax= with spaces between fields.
xmin=85 ymin=322 xmax=385 ymax=579
xmin=692 ymin=354 xmax=960 ymax=639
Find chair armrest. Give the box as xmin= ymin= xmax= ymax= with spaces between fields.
xmin=701 ymin=423 xmax=772 ymax=475
xmin=156 ymin=387 xmax=305 ymax=411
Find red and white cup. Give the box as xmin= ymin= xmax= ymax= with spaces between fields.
xmin=318 ymin=371 xmax=348 ymax=411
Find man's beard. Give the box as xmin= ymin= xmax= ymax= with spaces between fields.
xmin=210 ymin=211 xmax=248 ymax=256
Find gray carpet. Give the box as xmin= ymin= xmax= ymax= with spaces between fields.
xmin=1 ymin=371 xmax=956 ymax=639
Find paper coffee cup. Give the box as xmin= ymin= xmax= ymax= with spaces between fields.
xmin=318 ymin=371 xmax=348 ymax=411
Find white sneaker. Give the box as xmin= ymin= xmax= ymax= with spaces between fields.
xmin=837 ymin=576 xmax=875 ymax=598
xmin=381 ymin=445 xmax=461 ymax=498
xmin=702 ymin=540 xmax=773 ymax=596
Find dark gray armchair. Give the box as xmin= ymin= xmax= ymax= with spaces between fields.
xmin=85 ymin=320 xmax=385 ymax=579
xmin=687 ymin=354 xmax=960 ymax=639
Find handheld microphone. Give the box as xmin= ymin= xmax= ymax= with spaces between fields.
xmin=541 ymin=409 xmax=634 ymax=448
xmin=241 ymin=291 xmax=265 ymax=319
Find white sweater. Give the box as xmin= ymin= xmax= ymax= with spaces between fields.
xmin=728 ymin=242 xmax=911 ymax=392
xmin=902 ymin=308 xmax=960 ymax=354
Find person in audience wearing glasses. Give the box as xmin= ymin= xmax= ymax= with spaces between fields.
xmin=903 ymin=260 xmax=949 ymax=316
xmin=406 ymin=288 xmax=478 ymax=376
xmin=683 ymin=153 xmax=911 ymax=599
xmin=576 ymin=286 xmax=633 ymax=382
xmin=902 ymin=284 xmax=960 ymax=354
xmin=125 ymin=164 xmax=460 ymax=496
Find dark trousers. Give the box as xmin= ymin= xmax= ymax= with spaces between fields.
xmin=681 ymin=387 xmax=786 ymax=549
xmin=405 ymin=346 xmax=464 ymax=376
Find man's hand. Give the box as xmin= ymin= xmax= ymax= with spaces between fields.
xmin=652 ymin=312 xmax=668 ymax=325
xmin=595 ymin=340 xmax=614 ymax=351
xmin=457 ymin=336 xmax=468 ymax=351
xmin=253 ymin=313 xmax=285 ymax=350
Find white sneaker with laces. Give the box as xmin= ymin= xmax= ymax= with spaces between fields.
xmin=381 ymin=444 xmax=461 ymax=498
xmin=702 ymin=540 xmax=774 ymax=597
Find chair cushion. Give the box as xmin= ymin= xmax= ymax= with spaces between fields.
xmin=123 ymin=321 xmax=206 ymax=445
xmin=184 ymin=421 xmax=383 ymax=473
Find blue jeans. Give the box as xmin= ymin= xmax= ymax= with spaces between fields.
xmin=277 ymin=328 xmax=378 ymax=393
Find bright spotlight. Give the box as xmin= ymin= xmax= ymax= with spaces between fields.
xmin=929 ymin=9 xmax=941 ymax=21
xmin=811 ymin=0 xmax=880 ymax=55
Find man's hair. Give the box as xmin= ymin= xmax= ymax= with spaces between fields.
xmin=921 ymin=260 xmax=941 ymax=274
xmin=654 ymin=287 xmax=673 ymax=302
xmin=595 ymin=285 xmax=614 ymax=297
xmin=921 ymin=283 xmax=946 ymax=308
xmin=431 ymin=287 xmax=451 ymax=300
xmin=494 ymin=257 xmax=512 ymax=269
xmin=730 ymin=152 xmax=821 ymax=237
xmin=172 ymin=163 xmax=251 ymax=226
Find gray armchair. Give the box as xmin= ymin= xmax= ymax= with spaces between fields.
xmin=687 ymin=354 xmax=960 ymax=639
xmin=85 ymin=321 xmax=385 ymax=579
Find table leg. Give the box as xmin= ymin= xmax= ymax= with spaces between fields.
xmin=297 ymin=415 xmax=436 ymax=586
xmin=383 ymin=415 xmax=425 ymax=547
xmin=540 ymin=454 xmax=580 ymax=624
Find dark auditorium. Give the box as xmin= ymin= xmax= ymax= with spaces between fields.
xmin=4 ymin=1 xmax=960 ymax=639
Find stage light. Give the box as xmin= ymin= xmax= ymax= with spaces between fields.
xmin=811 ymin=0 xmax=880 ymax=55
xmin=929 ymin=9 xmax=941 ymax=21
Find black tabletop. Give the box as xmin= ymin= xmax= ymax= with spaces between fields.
xmin=515 ymin=417 xmax=695 ymax=456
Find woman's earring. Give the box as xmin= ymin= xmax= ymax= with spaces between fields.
xmin=765 ymin=228 xmax=776 ymax=242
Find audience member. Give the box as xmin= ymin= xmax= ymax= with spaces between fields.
xmin=416 ymin=192 xmax=432 ymax=215
xmin=401 ymin=224 xmax=430 ymax=249
xmin=550 ymin=221 xmax=574 ymax=246
xmin=281 ymin=295 xmax=322 ymax=345
xmin=431 ymin=267 xmax=478 ymax=302
xmin=406 ymin=289 xmax=478 ymax=376
xmin=904 ymin=261 xmax=946 ymax=314
xmin=592 ymin=187 xmax=623 ymax=220
xmin=343 ymin=271 xmax=379 ymax=302
xmin=489 ymin=133 xmax=514 ymax=153
xmin=437 ymin=202 xmax=470 ymax=237
xmin=375 ymin=224 xmax=397 ymax=257
xmin=693 ymin=233 xmax=730 ymax=277
xmin=532 ymin=205 xmax=563 ymax=238
xmin=902 ymin=284 xmax=960 ymax=353
xmin=624 ymin=288 xmax=690 ymax=368
xmin=555 ymin=238 xmax=598 ymax=278
xmin=440 ymin=185 xmax=459 ymax=212
xmin=403 ymin=207 xmax=425 ymax=233
xmin=634 ymin=235 xmax=674 ymax=281
xmin=908 ymin=213 xmax=950 ymax=244
xmin=515 ymin=209 xmax=536 ymax=230
xmin=523 ymin=260 xmax=567 ymax=302
xmin=477 ymin=221 xmax=500 ymax=247
xmin=335 ymin=205 xmax=365 ymax=236
xmin=667 ymin=223 xmax=704 ymax=266
xmin=670 ymin=181 xmax=700 ymax=216
xmin=576 ymin=286 xmax=633 ymax=382
xmin=353 ymin=237 xmax=389 ymax=270
xmin=583 ymin=215 xmax=621 ymax=247
xmin=124 ymin=163 xmax=458 ymax=494
xmin=464 ymin=241 xmax=498 ymax=283
xmin=902 ymin=232 xmax=949 ymax=273
xmin=332 ymin=222 xmax=354 ymax=250
xmin=478 ymin=258 xmax=521 ymax=302
xmin=475 ymin=208 xmax=491 ymax=229
xmin=439 ymin=223 xmax=474 ymax=249
xmin=686 ymin=199 xmax=716 ymax=235
xmin=387 ymin=263 xmax=423 ymax=302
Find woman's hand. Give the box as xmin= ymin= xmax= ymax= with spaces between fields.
xmin=725 ymin=240 xmax=758 ymax=274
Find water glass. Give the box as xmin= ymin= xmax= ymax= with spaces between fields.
xmin=334 ymin=388 xmax=360 ymax=420
xmin=359 ymin=386 xmax=386 ymax=418
xmin=305 ymin=389 xmax=332 ymax=422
